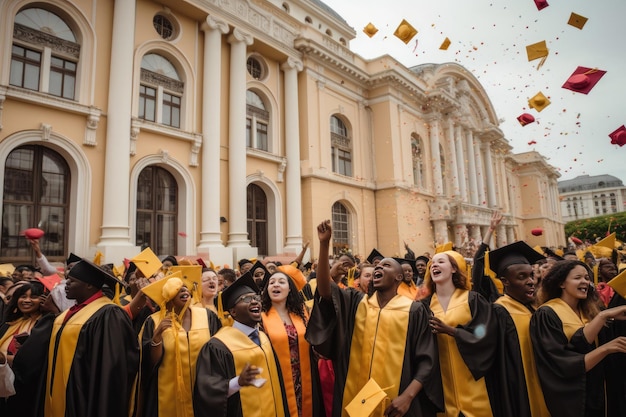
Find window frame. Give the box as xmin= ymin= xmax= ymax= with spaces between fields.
xmin=330 ymin=115 xmax=352 ymax=177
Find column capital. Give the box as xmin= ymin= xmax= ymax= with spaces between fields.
xmin=202 ymin=15 xmax=229 ymax=34
xmin=228 ymin=27 xmax=253 ymax=46
xmin=281 ymin=57 xmax=303 ymax=72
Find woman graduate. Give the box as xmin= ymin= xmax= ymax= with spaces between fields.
xmin=136 ymin=272 xmax=222 ymax=417
xmin=261 ymin=265 xmax=322 ymax=417
xmin=426 ymin=250 xmax=498 ymax=417
xmin=530 ymin=260 xmax=626 ymax=417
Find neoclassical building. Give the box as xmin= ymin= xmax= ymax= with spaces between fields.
xmin=559 ymin=174 xmax=626 ymax=222
xmin=0 ymin=0 xmax=564 ymax=267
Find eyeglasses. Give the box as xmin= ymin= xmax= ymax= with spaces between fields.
xmin=235 ymin=294 xmax=262 ymax=304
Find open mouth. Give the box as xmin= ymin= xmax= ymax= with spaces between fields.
xmin=249 ymin=304 xmax=261 ymax=315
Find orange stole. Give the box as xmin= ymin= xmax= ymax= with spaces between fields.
xmin=262 ymin=309 xmax=313 ymax=417
xmin=397 ymin=281 xmax=418 ymax=300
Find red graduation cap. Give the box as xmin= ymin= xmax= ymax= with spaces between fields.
xmin=571 ymin=237 xmax=583 ymax=245
xmin=531 ymin=228 xmax=543 ymax=236
xmin=562 ymin=67 xmax=606 ymax=95
xmin=196 ymin=257 xmax=207 ymax=268
xmin=21 ymin=228 xmax=45 ymax=239
xmin=609 ymin=125 xmax=626 ymax=147
xmin=534 ymin=0 xmax=549 ymax=11
xmin=37 ymin=274 xmax=62 ymax=291
xmin=517 ymin=113 xmax=535 ymax=126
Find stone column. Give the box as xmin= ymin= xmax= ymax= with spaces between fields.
xmin=454 ymin=223 xmax=468 ymax=249
xmin=281 ymin=58 xmax=304 ymax=253
xmin=446 ymin=117 xmax=460 ymax=197
xmin=454 ymin=125 xmax=467 ymax=201
xmin=465 ymin=129 xmax=479 ymax=205
xmin=433 ymin=219 xmax=449 ymax=245
xmin=429 ymin=117 xmax=443 ymax=196
xmin=483 ymin=142 xmax=497 ymax=207
xmin=497 ymin=224 xmax=507 ymax=247
xmin=474 ymin=138 xmax=486 ymax=206
xmin=97 ymin=0 xmax=136 ymax=260
xmin=227 ymin=28 xmax=253 ymax=249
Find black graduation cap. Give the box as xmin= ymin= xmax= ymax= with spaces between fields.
xmin=393 ymin=258 xmax=418 ymax=277
xmin=487 ymin=241 xmax=546 ymax=278
xmin=542 ymin=247 xmax=564 ymax=261
xmin=415 ymin=255 xmax=430 ymax=264
xmin=221 ymin=270 xmax=259 ymax=311
xmin=366 ymin=249 xmax=384 ymax=264
xmin=249 ymin=261 xmax=271 ymax=289
xmin=66 ymin=253 xmax=82 ymax=265
xmin=67 ymin=259 xmax=126 ymax=289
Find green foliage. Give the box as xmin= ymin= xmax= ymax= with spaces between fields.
xmin=565 ymin=212 xmax=626 ymax=241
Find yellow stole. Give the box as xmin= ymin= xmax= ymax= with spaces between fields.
xmin=45 ymin=297 xmax=112 ymax=417
xmin=495 ymin=295 xmax=550 ymax=417
xmin=148 ymin=306 xmax=211 ymax=417
xmin=303 ymin=278 xmax=317 ymax=310
xmin=431 ymin=289 xmax=492 ymax=417
xmin=543 ymin=298 xmax=589 ymax=341
xmin=262 ymin=309 xmax=313 ymax=417
xmin=342 ymin=293 xmax=411 ymax=417
xmin=0 ymin=314 xmax=41 ymax=354
xmin=213 ymin=326 xmax=286 ymax=417
xmin=397 ymin=281 xmax=418 ymax=300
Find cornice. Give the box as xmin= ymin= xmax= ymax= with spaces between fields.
xmin=294 ymin=37 xmax=368 ymax=83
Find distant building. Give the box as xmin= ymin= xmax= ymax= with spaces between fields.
xmin=558 ymin=174 xmax=626 ymax=222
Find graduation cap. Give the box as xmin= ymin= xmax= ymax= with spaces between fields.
xmin=439 ymin=37 xmax=451 ymax=50
xmin=132 ymin=247 xmax=163 ymax=278
xmin=486 ymin=241 xmax=546 ymax=278
xmin=526 ymin=40 xmax=548 ymax=62
xmin=366 ymin=249 xmax=384 ymax=264
xmin=276 ymin=264 xmax=307 ymax=291
xmin=542 ymin=247 xmax=564 ymax=261
xmin=533 ymin=0 xmax=549 ymax=11
xmin=562 ymin=67 xmax=606 ymax=95
xmin=517 ymin=113 xmax=535 ymax=126
xmin=250 ymin=261 xmax=271 ymax=288
xmin=393 ymin=19 xmax=417 ymax=44
xmin=393 ymin=258 xmax=418 ymax=277
xmin=21 ymin=228 xmax=44 ymax=239
xmin=0 ymin=263 xmax=15 ymax=277
xmin=66 ymin=253 xmax=82 ymax=265
xmin=608 ymin=269 xmax=626 ymax=298
xmin=67 ymin=259 xmax=125 ymax=289
xmin=169 ymin=265 xmax=203 ymax=302
xmin=415 ymin=255 xmax=430 ymax=265
xmin=221 ymin=271 xmax=259 ymax=311
xmin=363 ymin=22 xmax=378 ymax=38
xmin=528 ymin=92 xmax=550 ymax=112
xmin=142 ymin=271 xmax=185 ymax=306
xmin=435 ymin=242 xmax=453 ymax=254
xmin=567 ymin=12 xmax=588 ymax=30
xmin=37 ymin=274 xmax=62 ymax=292
xmin=609 ymin=125 xmax=626 ymax=147
xmin=345 ymin=378 xmax=391 ymax=417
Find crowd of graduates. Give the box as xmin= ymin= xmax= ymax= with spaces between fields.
xmin=1 ymin=214 xmax=626 ymax=417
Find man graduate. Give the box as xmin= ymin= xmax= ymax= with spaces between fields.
xmin=44 ymin=259 xmax=139 ymax=417
xmin=193 ymin=272 xmax=287 ymax=417
xmin=481 ymin=241 xmax=549 ymax=417
xmin=306 ymin=220 xmax=443 ymax=417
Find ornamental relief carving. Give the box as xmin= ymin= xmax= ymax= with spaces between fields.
xmin=14 ymin=24 xmax=80 ymax=58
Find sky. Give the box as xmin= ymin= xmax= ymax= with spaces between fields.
xmin=320 ymin=0 xmax=626 ymax=182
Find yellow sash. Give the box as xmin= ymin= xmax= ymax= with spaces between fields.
xmin=397 ymin=281 xmax=418 ymax=300
xmin=543 ymin=298 xmax=588 ymax=341
xmin=45 ymin=297 xmax=112 ymax=417
xmin=213 ymin=326 xmax=286 ymax=417
xmin=495 ymin=295 xmax=550 ymax=417
xmin=342 ymin=293 xmax=411 ymax=417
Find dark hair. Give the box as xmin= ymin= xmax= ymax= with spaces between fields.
xmin=539 ymin=260 xmax=599 ymax=319
xmin=5 ymin=281 xmax=44 ymax=322
xmin=261 ymin=272 xmax=307 ymax=326
xmin=338 ymin=253 xmax=356 ymax=266
xmin=0 ymin=277 xmax=13 ymax=287
xmin=217 ymin=268 xmax=237 ymax=284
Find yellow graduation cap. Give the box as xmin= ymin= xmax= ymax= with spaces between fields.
xmin=393 ymin=19 xmax=417 ymax=44
xmin=345 ymin=379 xmax=392 ymax=417
xmin=0 ymin=263 xmax=15 ymax=277
xmin=141 ymin=271 xmax=184 ymax=306
xmin=596 ymin=233 xmax=616 ymax=249
xmin=435 ymin=242 xmax=453 ymax=254
xmin=132 ymin=247 xmax=163 ymax=278
xmin=526 ymin=40 xmax=548 ymax=61
xmin=169 ymin=265 xmax=203 ymax=303
xmin=589 ymin=233 xmax=616 ymax=259
xmin=533 ymin=245 xmax=544 ymax=255
xmin=92 ymin=251 xmax=103 ymax=266
xmin=567 ymin=12 xmax=588 ymax=30
xmin=439 ymin=37 xmax=451 ymax=50
xmin=363 ymin=22 xmax=379 ymax=38
xmin=112 ymin=264 xmax=125 ymax=279
xmin=528 ymin=92 xmax=550 ymax=112
xmin=608 ymin=269 xmax=626 ymax=298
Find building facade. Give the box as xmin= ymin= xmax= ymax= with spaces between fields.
xmin=0 ymin=0 xmax=564 ymax=267
xmin=558 ymin=174 xmax=626 ymax=222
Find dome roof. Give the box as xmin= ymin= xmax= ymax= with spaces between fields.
xmin=558 ymin=174 xmax=624 ymax=193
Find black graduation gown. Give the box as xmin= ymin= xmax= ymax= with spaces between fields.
xmin=47 ymin=302 xmax=139 ymax=417
xmin=305 ymin=284 xmax=443 ymax=417
xmin=0 ymin=313 xmax=54 ymax=417
xmin=599 ymin=292 xmax=626 ymax=417
xmin=530 ymin=305 xmax=603 ymax=417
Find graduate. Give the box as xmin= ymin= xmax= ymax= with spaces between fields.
xmin=394 ymin=258 xmax=419 ymax=300
xmin=306 ymin=220 xmax=443 ymax=417
xmin=193 ymin=272 xmax=287 ymax=417
xmin=44 ymin=259 xmax=139 ymax=417
xmin=530 ymin=260 xmax=626 ymax=417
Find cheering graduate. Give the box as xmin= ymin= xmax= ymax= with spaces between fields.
xmin=135 ymin=273 xmax=222 ymax=417
xmin=306 ymin=220 xmax=442 ymax=417
xmin=44 ymin=259 xmax=139 ymax=417
xmin=530 ymin=260 xmax=626 ymax=417
xmin=193 ymin=272 xmax=287 ymax=417
xmin=426 ymin=250 xmax=497 ymax=417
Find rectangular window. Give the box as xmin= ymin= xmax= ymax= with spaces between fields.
xmin=139 ymin=85 xmax=156 ymax=122
xmin=49 ymin=56 xmax=76 ymax=99
xmin=256 ymin=122 xmax=268 ymax=151
xmin=10 ymin=44 xmax=41 ymax=91
xmin=337 ymin=148 xmax=352 ymax=176
xmin=246 ymin=118 xmax=252 ymax=147
xmin=162 ymin=92 xmax=181 ymax=128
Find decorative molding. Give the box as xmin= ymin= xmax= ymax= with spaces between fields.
xmin=228 ymin=27 xmax=253 ymax=46
xmin=130 ymin=119 xmax=140 ymax=156
xmin=160 ymin=149 xmax=170 ymax=163
xmin=40 ymin=123 xmax=52 ymax=141
xmin=190 ymin=137 xmax=202 ymax=167
xmin=1 ymin=85 xmax=98 ymax=117
xmin=13 ymin=23 xmax=80 ymax=58
xmin=277 ymin=160 xmax=286 ymax=182
xmin=140 ymin=69 xmax=184 ymax=94
xmin=202 ymin=15 xmax=229 ymax=34
xmin=281 ymin=57 xmax=303 ymax=72
xmin=0 ymin=86 xmax=5 ymax=131
xmin=83 ymin=107 xmax=100 ymax=146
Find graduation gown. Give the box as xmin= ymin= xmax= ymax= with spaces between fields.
xmin=530 ymin=298 xmax=603 ymax=417
xmin=305 ymin=283 xmax=443 ymax=417
xmin=44 ymin=297 xmax=139 ymax=417
xmin=193 ymin=325 xmax=288 ymax=417
xmin=599 ymin=292 xmax=626 ymax=416
xmin=136 ymin=306 xmax=222 ymax=417
xmin=429 ymin=289 xmax=497 ymax=417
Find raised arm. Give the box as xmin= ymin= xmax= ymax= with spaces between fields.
xmin=291 ymin=241 xmax=310 ymax=267
xmin=316 ymin=220 xmax=332 ymax=299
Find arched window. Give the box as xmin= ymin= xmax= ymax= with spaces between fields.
xmin=411 ymin=134 xmax=424 ymax=188
xmin=2 ymin=145 xmax=70 ymax=263
xmin=246 ymin=90 xmax=269 ymax=151
xmin=247 ymin=184 xmax=268 ymax=256
xmin=10 ymin=7 xmax=79 ymax=100
xmin=331 ymin=202 xmax=350 ymax=256
xmin=136 ymin=166 xmax=178 ymax=255
xmin=440 ymin=144 xmax=447 ymax=196
xmin=330 ymin=115 xmax=352 ymax=176
xmin=139 ymin=53 xmax=183 ymax=128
